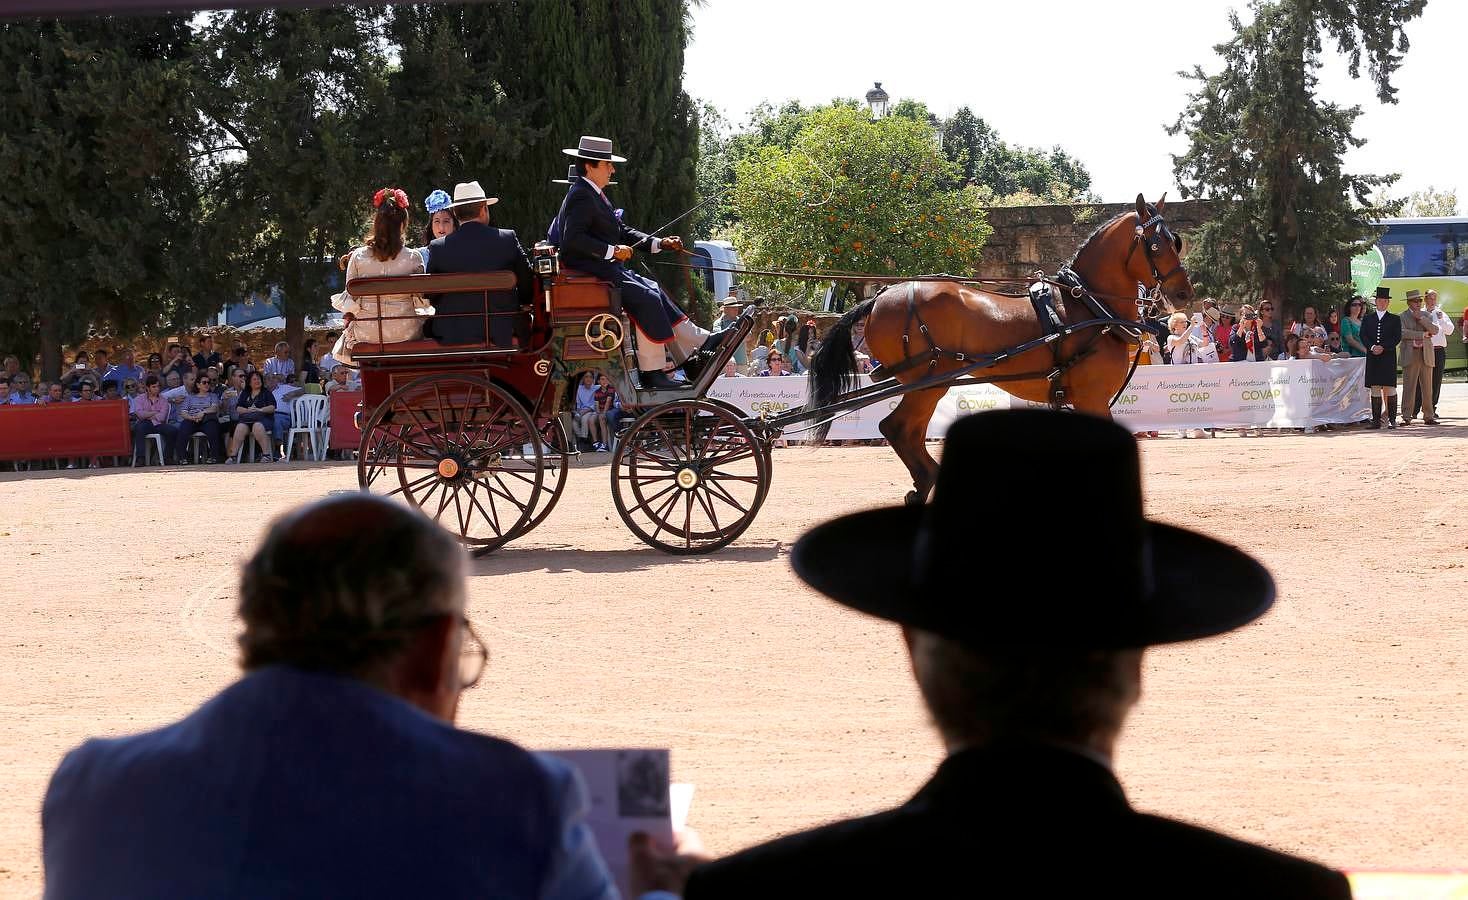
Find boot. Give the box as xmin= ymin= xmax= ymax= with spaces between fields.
xmin=1369 ymin=397 xmax=1381 ymax=429
xmin=1385 ymin=396 xmax=1397 ymax=429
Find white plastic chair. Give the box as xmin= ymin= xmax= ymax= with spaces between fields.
xmin=133 ymin=433 xmax=165 ymax=466
xmin=286 ymin=394 xmax=329 ymax=461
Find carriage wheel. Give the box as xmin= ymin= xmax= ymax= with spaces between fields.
xmin=357 ymin=374 xmax=544 ymax=554
xmin=507 ymin=415 xmax=572 ymax=541
xmin=611 ymin=398 xmax=770 ymax=554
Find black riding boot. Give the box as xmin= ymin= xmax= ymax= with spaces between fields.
xmin=1369 ymin=397 xmax=1382 ymax=428
xmin=1385 ymin=395 xmax=1398 ymax=429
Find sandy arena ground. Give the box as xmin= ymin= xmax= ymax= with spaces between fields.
xmin=3 ymin=388 xmax=1467 ymax=895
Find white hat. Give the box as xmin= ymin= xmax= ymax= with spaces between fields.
xmin=562 ymin=135 xmax=627 ymax=163
xmin=447 ymin=181 xmax=499 ymax=209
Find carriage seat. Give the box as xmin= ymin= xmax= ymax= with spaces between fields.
xmin=349 ymin=339 xmax=445 ymax=357
xmin=549 ymin=269 xmax=620 ymax=323
xmin=346 ymin=270 xmax=524 ymax=357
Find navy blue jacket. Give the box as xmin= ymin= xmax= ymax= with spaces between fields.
xmin=553 ymin=178 xmax=652 ymax=281
xmin=427 ymin=219 xmax=533 ymax=346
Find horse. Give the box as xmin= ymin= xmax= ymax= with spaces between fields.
xmin=808 ymin=194 xmax=1195 ymax=506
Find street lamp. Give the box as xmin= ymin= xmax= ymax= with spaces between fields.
xmin=865 ymin=82 xmax=889 ymax=119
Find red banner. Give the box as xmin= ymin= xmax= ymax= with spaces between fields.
xmin=328 ymin=391 xmax=363 ymax=451
xmin=0 ymin=400 xmax=131 ymax=461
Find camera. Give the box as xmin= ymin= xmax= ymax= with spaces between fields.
xmin=1243 ymin=312 xmax=1258 ymax=321
xmin=74 ymin=363 xmax=86 ymax=370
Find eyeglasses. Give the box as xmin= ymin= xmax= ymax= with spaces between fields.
xmin=458 ymin=618 xmax=487 ymax=689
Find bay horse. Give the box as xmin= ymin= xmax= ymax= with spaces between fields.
xmin=808 ymin=194 xmax=1194 ymax=505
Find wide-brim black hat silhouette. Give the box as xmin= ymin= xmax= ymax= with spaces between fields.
xmin=791 ymin=410 xmax=1274 ymax=648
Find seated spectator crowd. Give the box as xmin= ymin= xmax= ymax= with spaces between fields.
xmin=1 ymin=337 xmax=360 ymax=469
xmin=41 ymin=412 xmax=1353 ymax=899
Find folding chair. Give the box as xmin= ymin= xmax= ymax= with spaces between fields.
xmin=286 ymin=394 xmax=329 ymax=462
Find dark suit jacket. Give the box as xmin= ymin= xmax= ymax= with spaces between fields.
xmin=685 ymin=743 xmax=1351 ymax=899
xmin=553 ymin=178 xmax=652 ymax=281
xmin=1359 ymin=310 xmax=1401 ymax=386
xmin=426 ymin=219 xmax=532 ymax=345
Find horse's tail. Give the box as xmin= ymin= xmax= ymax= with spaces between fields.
xmin=806 ymin=297 xmax=876 ymax=444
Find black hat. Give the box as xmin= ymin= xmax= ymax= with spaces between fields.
xmin=552 ymin=163 xmax=614 ymax=186
xmin=1374 ymin=286 xmax=1392 ymax=300
xmin=791 ymin=410 xmax=1274 ymax=648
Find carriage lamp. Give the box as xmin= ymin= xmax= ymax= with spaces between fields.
xmin=532 ymin=242 xmax=559 ymax=276
xmin=865 ymin=82 xmax=890 ymax=119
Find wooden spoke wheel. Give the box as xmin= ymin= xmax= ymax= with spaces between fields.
xmin=611 ymin=398 xmax=771 ymax=554
xmin=507 ymin=415 xmax=572 ymax=541
xmin=357 ymin=375 xmax=544 ymax=554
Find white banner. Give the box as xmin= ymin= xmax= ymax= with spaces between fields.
xmin=708 ymin=358 xmax=1368 ymax=438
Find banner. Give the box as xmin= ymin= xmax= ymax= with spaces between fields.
xmin=708 ymin=358 xmax=1367 ymax=438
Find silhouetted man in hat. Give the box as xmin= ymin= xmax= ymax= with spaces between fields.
xmin=681 ymin=410 xmax=1351 ymax=899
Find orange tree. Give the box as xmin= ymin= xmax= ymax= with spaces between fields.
xmin=730 ymin=105 xmax=990 ymax=306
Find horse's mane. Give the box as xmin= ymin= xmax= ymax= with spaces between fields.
xmin=1063 ymin=208 xmax=1140 ymax=269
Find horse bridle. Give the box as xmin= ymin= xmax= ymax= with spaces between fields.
xmin=1125 ymin=209 xmax=1188 ymax=292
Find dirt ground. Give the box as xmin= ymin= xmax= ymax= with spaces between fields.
xmin=3 ymin=388 xmax=1466 ymax=895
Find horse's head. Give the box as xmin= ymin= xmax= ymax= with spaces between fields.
xmin=1124 ymin=193 xmax=1193 ymax=310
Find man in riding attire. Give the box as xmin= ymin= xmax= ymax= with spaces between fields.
xmin=551 ymin=136 xmax=734 ymax=391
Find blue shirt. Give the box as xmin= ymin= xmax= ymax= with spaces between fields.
xmin=44 ymin=666 xmax=617 ymax=900
xmin=102 ymin=364 xmax=144 ymax=388
xmin=6 ymin=391 xmax=37 ymax=405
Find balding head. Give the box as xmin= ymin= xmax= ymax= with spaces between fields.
xmin=238 ymin=495 xmax=469 ymax=718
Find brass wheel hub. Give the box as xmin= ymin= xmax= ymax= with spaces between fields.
xmin=437 ymin=458 xmax=461 ymax=479
xmin=676 ymin=467 xmax=699 ymax=490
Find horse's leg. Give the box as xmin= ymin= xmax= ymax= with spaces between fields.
xmin=878 ymin=387 xmax=945 ymax=505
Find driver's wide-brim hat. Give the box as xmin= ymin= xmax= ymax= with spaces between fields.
xmin=446 ymin=181 xmax=499 ymax=209
xmin=563 ymin=135 xmax=627 ymax=163
xmin=791 ymin=409 xmax=1275 ymax=648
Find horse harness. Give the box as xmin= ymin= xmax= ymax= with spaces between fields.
xmin=874 ymin=271 xmax=1124 ymax=411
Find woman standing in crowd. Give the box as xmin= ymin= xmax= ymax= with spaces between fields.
xmin=1340 ymin=298 xmax=1367 ymax=357
xmin=1291 ymin=305 xmax=1327 ymax=344
xmin=59 ymin=351 xmax=100 ymax=397
xmin=226 ymin=371 xmax=277 ymax=463
xmin=1230 ymin=306 xmax=1266 ymax=362
xmin=772 ymin=316 xmax=799 ymax=371
xmin=789 ymin=319 xmax=817 ymax=374
xmin=300 ymin=338 xmax=320 ymax=386
xmin=1165 ymin=312 xmax=1192 ymax=364
xmin=1211 ymin=307 xmax=1234 ymax=362
xmin=331 ymin=187 xmax=430 ymax=364
xmin=1324 ymin=306 xmax=1342 ymax=340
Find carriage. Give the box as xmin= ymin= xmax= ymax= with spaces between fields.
xmin=348 ymin=195 xmax=1192 ymax=555
xmin=348 ymin=243 xmax=769 ymax=556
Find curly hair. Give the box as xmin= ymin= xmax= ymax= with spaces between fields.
xmin=366 ymin=189 xmax=410 ymax=262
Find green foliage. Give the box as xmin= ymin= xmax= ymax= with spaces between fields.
xmin=939 ymin=106 xmax=1093 ymax=201
xmin=0 ymin=16 xmax=205 ymax=375
xmin=1399 ymin=186 xmax=1459 ymax=218
xmin=730 ymin=105 xmax=991 ymax=301
xmin=1168 ymin=0 xmax=1422 ymax=312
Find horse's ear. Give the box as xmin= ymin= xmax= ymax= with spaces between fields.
xmin=1155 ymin=193 xmax=1167 ymax=212
xmin=1135 ymin=193 xmax=1148 ymax=220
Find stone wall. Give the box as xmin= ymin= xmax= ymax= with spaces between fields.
xmin=975 ymin=200 xmax=1215 ymax=281
xmin=69 ymin=327 xmax=340 ymax=369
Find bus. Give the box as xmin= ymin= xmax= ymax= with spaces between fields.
xmin=1373 ymin=216 xmax=1467 ymax=371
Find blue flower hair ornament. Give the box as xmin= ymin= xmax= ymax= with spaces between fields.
xmin=424 ymin=189 xmax=452 ymax=214
xmin=614 ymin=208 xmax=624 ymax=222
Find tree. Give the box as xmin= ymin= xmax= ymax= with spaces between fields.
xmin=195 ymin=8 xmax=390 ymax=357
xmin=1168 ymin=0 xmax=1423 ymax=313
xmin=940 ymin=106 xmax=1093 ymax=201
xmin=0 ymin=16 xmax=205 ymax=378
xmin=1400 ymin=186 xmax=1459 ymax=218
xmin=731 ymin=105 xmax=991 ymax=306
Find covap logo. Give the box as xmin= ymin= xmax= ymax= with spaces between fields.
xmin=1240 ymin=389 xmax=1280 ymax=401
xmin=1114 ymin=394 xmax=1139 ymax=405
xmin=751 ymin=400 xmax=790 ymax=416
xmin=955 ymin=397 xmax=999 ymax=412
xmin=1169 ymin=392 xmax=1210 ymax=403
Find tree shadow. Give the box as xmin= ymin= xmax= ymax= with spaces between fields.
xmin=469 ymin=541 xmax=786 ymax=576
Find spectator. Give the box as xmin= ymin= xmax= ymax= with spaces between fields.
xmin=42 ymin=493 xmax=623 ymax=898
xmin=721 ymin=359 xmax=743 ymax=378
xmin=681 ymin=410 xmax=1350 ymax=899
xmin=1340 ymin=298 xmax=1367 ymax=358
xmin=2 ymin=355 xmax=20 ymax=383
xmin=227 ymin=371 xmax=277 ymax=463
xmin=1323 ymin=306 xmax=1341 ymax=340
xmin=759 ymin=349 xmax=794 ymax=377
xmin=1418 ymin=289 xmax=1453 ymax=417
xmin=58 ymin=352 xmax=101 ymax=397
xmin=325 ymin=365 xmax=360 ymax=395
xmin=301 ymin=338 xmax=321 ymax=385
xmin=0 ymin=381 xmax=9 ymax=404
xmin=750 ymin=343 xmax=769 ymax=375
xmin=1398 ymin=290 xmax=1438 ymax=426
xmin=218 ymin=369 xmax=245 ymax=426
xmin=100 ymin=381 xmax=121 ymax=403
xmin=130 ymin=376 xmax=176 ymax=464
xmin=318 ymin=337 xmax=342 ymax=376
xmin=160 ymin=344 xmax=193 ymax=381
xmin=1257 ymin=300 xmax=1284 ymax=353
xmin=1290 ymin=305 xmax=1327 ymax=344
xmin=105 ymin=348 xmax=145 ymax=388
xmin=42 ymin=382 xmax=67 ymax=405
xmin=160 ymin=371 xmax=190 ymax=426
xmin=263 ymin=341 xmax=296 ymax=380
xmin=595 ymin=373 xmax=622 ymax=446
xmin=1212 ymin=307 xmax=1234 ymax=362
xmin=75 ymin=383 xmax=96 ymax=403
xmin=223 ymin=345 xmax=249 ymax=381
xmin=192 ymin=335 xmax=223 ymax=373
xmin=122 ymin=379 xmax=140 ymax=403
xmin=1282 ymin=333 xmax=1303 ymax=360
xmin=267 ymin=372 xmax=304 ymax=456
xmin=143 ymin=352 xmax=164 ymax=383
xmin=713 ymin=296 xmax=747 ymax=368
xmin=573 ymin=371 xmax=607 ymax=452
xmin=789 ymin=319 xmax=817 ymax=374
xmin=1163 ymin=312 xmax=1190 ymax=364
xmin=174 ymin=373 xmax=222 ymax=464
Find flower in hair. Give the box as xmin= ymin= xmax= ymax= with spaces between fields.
xmin=372 ymin=188 xmax=410 ymax=210
xmin=424 ymin=189 xmax=452 ymax=214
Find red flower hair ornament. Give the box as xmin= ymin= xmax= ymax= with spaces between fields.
xmin=372 ymin=188 xmax=410 ymax=210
